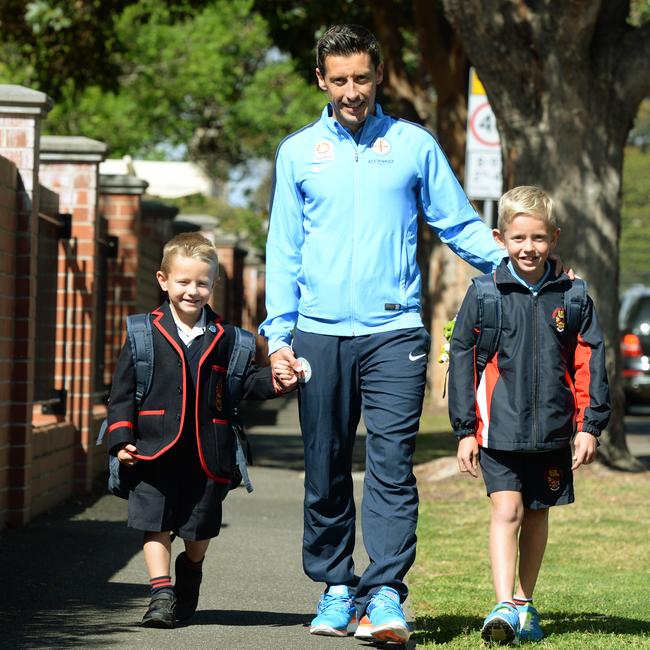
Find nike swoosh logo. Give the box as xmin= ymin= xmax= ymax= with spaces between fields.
xmin=409 ymin=352 xmax=426 ymax=361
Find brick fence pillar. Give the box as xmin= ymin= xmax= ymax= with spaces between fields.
xmin=0 ymin=85 xmax=52 ymax=526
xmin=38 ymin=135 xmax=107 ymax=494
xmin=242 ymin=248 xmax=268 ymax=359
xmin=99 ymin=174 xmax=148 ymax=383
xmin=213 ymin=231 xmax=246 ymax=325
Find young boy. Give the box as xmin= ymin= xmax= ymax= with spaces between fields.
xmin=106 ymin=232 xmax=296 ymax=628
xmin=448 ymin=186 xmax=610 ymax=644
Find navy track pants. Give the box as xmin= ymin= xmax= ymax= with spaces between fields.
xmin=293 ymin=326 xmax=429 ymax=612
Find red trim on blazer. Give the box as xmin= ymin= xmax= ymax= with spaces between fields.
xmin=212 ymin=418 xmax=229 ymax=424
xmin=195 ymin=320 xmax=230 ymax=484
xmin=139 ymin=409 xmax=165 ymax=416
xmin=212 ymin=364 xmax=227 ymax=373
xmin=108 ymin=420 xmax=133 ymax=433
xmin=129 ymin=308 xmax=187 ymax=461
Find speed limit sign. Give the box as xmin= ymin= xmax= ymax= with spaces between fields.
xmin=465 ymin=68 xmax=502 ymax=200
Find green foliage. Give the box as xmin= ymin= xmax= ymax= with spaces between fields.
xmin=629 ymin=0 xmax=650 ymax=26
xmin=0 ymin=0 xmax=131 ymax=97
xmin=411 ymin=464 xmax=650 ymax=648
xmin=621 ymin=146 xmax=650 ymax=290
xmin=1 ymin=0 xmax=323 ymax=180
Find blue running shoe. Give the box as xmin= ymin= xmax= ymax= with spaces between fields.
xmin=309 ymin=585 xmax=356 ymax=637
xmin=517 ymin=604 xmax=544 ymax=641
xmin=366 ymin=586 xmax=410 ymax=644
xmin=481 ymin=601 xmax=520 ymax=645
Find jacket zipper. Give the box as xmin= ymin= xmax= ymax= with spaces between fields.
xmin=532 ymin=293 xmax=539 ymax=445
xmin=351 ymin=146 xmax=359 ymax=335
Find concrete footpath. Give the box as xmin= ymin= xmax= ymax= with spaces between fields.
xmin=0 ymin=396 xmax=412 ymax=650
xmin=2 ymin=397 xmax=648 ymax=649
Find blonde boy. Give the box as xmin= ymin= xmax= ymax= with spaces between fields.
xmin=107 ymin=233 xmax=295 ymax=628
xmin=448 ymin=186 xmax=610 ymax=644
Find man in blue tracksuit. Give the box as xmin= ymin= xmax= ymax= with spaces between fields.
xmin=259 ymin=24 xmax=505 ymax=643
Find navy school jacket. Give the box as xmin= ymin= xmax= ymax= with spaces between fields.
xmin=106 ymin=302 xmax=278 ymax=484
xmin=448 ymin=260 xmax=611 ymax=451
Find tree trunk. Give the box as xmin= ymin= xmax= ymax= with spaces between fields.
xmin=441 ymin=0 xmax=650 ymax=470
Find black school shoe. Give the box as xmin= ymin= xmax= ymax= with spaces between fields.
xmin=174 ymin=552 xmax=203 ymax=622
xmin=141 ymin=591 xmax=176 ymax=628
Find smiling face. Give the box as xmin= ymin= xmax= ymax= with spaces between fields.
xmin=156 ymin=254 xmax=216 ymax=328
xmin=494 ymin=214 xmax=560 ymax=284
xmin=316 ymin=52 xmax=383 ymax=134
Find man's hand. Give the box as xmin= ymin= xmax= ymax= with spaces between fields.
xmin=270 ymin=346 xmax=304 ymax=387
xmin=572 ymin=431 xmax=597 ymax=470
xmin=550 ymin=254 xmax=575 ymax=280
xmin=457 ymin=436 xmax=479 ymax=478
xmin=116 ymin=444 xmax=138 ymax=466
xmin=272 ymin=359 xmax=299 ymax=391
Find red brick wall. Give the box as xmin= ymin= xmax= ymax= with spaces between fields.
xmin=39 ymin=161 xmax=103 ymax=493
xmin=242 ymin=254 xmax=268 ymax=361
xmin=30 ymin=183 xmax=78 ymax=516
xmin=0 ymin=155 xmax=17 ymax=525
xmin=212 ymin=241 xmax=245 ymax=325
xmin=0 ymin=112 xmax=45 ymax=527
xmin=100 ymin=192 xmax=141 ymax=382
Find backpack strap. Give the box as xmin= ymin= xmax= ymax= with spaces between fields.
xmin=227 ymin=327 xmax=257 ymax=493
xmin=227 ymin=327 xmax=256 ymax=416
xmin=564 ymin=278 xmax=587 ymax=335
xmin=126 ymin=313 xmax=154 ymax=407
xmin=472 ymin=272 xmax=502 ymax=375
xmin=96 ymin=312 xmax=153 ymax=448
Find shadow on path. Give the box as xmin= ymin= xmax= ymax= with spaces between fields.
xmin=0 ymin=496 xmax=144 ymax=649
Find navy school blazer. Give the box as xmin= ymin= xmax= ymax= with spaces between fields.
xmin=106 ymin=302 xmax=278 ymax=484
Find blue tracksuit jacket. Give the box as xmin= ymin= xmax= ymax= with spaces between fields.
xmin=260 ymin=104 xmax=505 ymax=353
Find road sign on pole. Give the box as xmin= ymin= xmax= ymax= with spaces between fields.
xmin=465 ymin=68 xmax=502 ymax=202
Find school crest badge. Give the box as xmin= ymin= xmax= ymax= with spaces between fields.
xmin=215 ymin=376 xmax=224 ymax=412
xmin=545 ymin=466 xmax=562 ymax=492
xmin=552 ymin=307 xmax=566 ymax=333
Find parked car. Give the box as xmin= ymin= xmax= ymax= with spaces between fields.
xmin=619 ymin=286 xmax=650 ymax=409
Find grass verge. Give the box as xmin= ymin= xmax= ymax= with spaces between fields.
xmin=410 ymin=456 xmax=650 ymax=648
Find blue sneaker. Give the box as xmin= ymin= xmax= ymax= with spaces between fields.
xmin=517 ymin=604 xmax=544 ymax=641
xmin=366 ymin=586 xmax=410 ymax=644
xmin=481 ymin=601 xmax=520 ymax=645
xmin=309 ymin=585 xmax=356 ymax=636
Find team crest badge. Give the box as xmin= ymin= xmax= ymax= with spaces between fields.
xmin=372 ymin=137 xmax=391 ymax=155
xmin=215 ymin=377 xmax=224 ymax=411
xmin=552 ymin=307 xmax=566 ymax=332
xmin=545 ymin=467 xmax=562 ymax=492
xmin=314 ymin=140 xmax=334 ymax=162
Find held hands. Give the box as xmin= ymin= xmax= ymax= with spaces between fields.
xmin=457 ymin=436 xmax=479 ymax=478
xmin=270 ymin=346 xmax=303 ymax=392
xmin=116 ymin=444 xmax=139 ymax=467
xmin=572 ymin=431 xmax=597 ymax=470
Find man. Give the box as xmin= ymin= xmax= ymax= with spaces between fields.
xmin=260 ymin=24 xmax=504 ymax=644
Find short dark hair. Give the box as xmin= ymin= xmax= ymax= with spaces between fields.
xmin=316 ymin=24 xmax=382 ymax=75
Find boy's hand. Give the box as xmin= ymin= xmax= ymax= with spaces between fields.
xmin=572 ymin=431 xmax=597 ymax=470
xmin=270 ymin=347 xmax=304 ymax=392
xmin=457 ymin=436 xmax=479 ymax=478
xmin=272 ymin=359 xmax=299 ymax=391
xmin=116 ymin=444 xmax=139 ymax=466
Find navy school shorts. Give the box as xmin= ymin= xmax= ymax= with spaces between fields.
xmin=479 ymin=445 xmax=574 ymax=509
xmin=127 ymin=431 xmax=229 ymax=541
